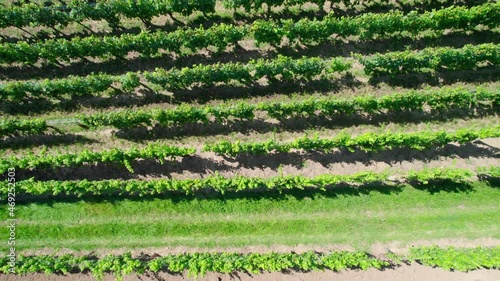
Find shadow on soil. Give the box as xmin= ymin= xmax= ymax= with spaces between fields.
xmin=169 ymin=74 xmax=361 ymax=103
xmin=369 ymin=67 xmax=500 ymax=88
xmin=410 ymin=180 xmax=476 ymax=194
xmin=228 ymin=142 xmax=499 ymax=170
xmin=0 ymin=134 xmax=98 ymax=150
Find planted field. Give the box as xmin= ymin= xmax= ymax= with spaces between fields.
xmin=0 ymin=0 xmax=499 ymax=280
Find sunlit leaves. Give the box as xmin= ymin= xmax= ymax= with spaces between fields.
xmin=204 ymin=126 xmax=500 ymax=156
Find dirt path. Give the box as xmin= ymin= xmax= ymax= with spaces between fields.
xmin=1 ymin=264 xmax=500 ymax=281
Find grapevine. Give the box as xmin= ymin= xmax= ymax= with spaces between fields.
xmin=0 ymin=3 xmax=497 ymax=65
xmin=0 ymin=143 xmax=195 ymax=173
xmin=204 ymin=126 xmax=500 ymax=156
xmin=2 ymin=86 xmax=498 ymax=139
xmin=0 ymin=56 xmax=349 ymax=101
xmin=0 ymin=247 xmax=498 ymax=280
xmin=0 ymin=167 xmax=489 ymax=198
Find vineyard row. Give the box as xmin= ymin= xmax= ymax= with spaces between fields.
xmin=204 ymin=126 xmax=500 ymax=156
xmin=0 ymin=55 xmax=350 ymax=101
xmin=0 ymin=3 xmax=497 ymax=64
xmin=0 ymin=143 xmax=194 ymax=174
xmin=1 ymin=126 xmax=498 ymax=173
xmin=1 ymin=86 xmax=498 ymax=137
xmin=2 ymin=167 xmax=497 ymax=197
xmin=0 ymin=247 xmax=498 ymax=280
xmin=1 ymin=43 xmax=498 ymax=103
xmin=0 ymin=0 xmax=489 ymax=29
xmin=78 ymin=86 xmax=500 ymax=129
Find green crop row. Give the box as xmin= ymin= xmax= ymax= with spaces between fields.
xmin=0 ymin=3 xmax=497 ymax=65
xmin=0 ymin=251 xmax=387 ymax=280
xmin=0 ymin=55 xmax=349 ymax=101
xmin=477 ymin=166 xmax=500 ymax=178
xmin=1 ymin=0 xmax=485 ymax=30
xmin=144 ymin=55 xmax=349 ymax=89
xmin=0 ymin=119 xmax=47 ymax=137
xmin=360 ymin=43 xmax=500 ymax=76
xmin=0 ymin=247 xmax=498 ymax=280
xmin=204 ymin=126 xmax=500 ymax=156
xmin=1 ymin=126 xmax=498 ymax=173
xmin=0 ymin=0 xmax=327 ymax=30
xmin=406 ymin=246 xmax=500 ymax=272
xmin=2 ymin=86 xmax=498 ymax=137
xmin=79 ymin=86 xmax=499 ymax=129
xmin=1 ymin=167 xmax=490 ymax=197
xmin=0 ymin=143 xmax=195 ymax=174
xmin=2 ymin=42 xmax=499 ymax=103
xmin=0 ymin=73 xmax=117 ymax=101
xmin=0 ymin=0 xmax=217 ymax=29
xmin=251 ymin=3 xmax=499 ymax=45
xmin=0 ymin=23 xmax=247 ymax=64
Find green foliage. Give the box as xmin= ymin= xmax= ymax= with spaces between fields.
xmin=250 ymin=55 xmax=348 ymax=81
xmin=3 ymin=0 xmax=495 ymax=31
xmin=1 ymin=3 xmax=497 ymax=65
xmin=204 ymin=126 xmax=500 ymax=156
xmin=1 ymin=247 xmax=498 ymax=279
xmin=78 ymin=86 xmax=498 ymax=130
xmin=356 ymin=3 xmax=500 ymax=39
xmin=143 ymin=55 xmax=344 ymax=89
xmin=407 ymin=168 xmax=474 ymax=184
xmin=0 ymin=119 xmax=47 ymax=137
xmin=145 ymin=61 xmax=254 ymax=89
xmin=0 ymin=73 xmax=115 ymax=101
xmin=2 ymin=56 xmax=343 ymax=103
xmin=406 ymin=246 xmax=500 ymax=272
xmin=3 ymin=86 xmax=498 ymax=141
xmin=261 ymin=86 xmax=499 ymax=119
xmin=0 ymin=143 xmax=195 ymax=174
xmin=360 ymin=43 xmax=500 ymax=76
xmin=477 ymin=166 xmax=500 ymax=178
xmin=0 ymin=250 xmax=386 ymax=279
xmin=0 ymin=3 xmax=70 ymax=29
xmin=0 ymin=0 xmax=217 ymax=29
xmin=0 ymin=23 xmax=246 ymax=65
xmin=119 ymin=73 xmax=141 ymax=93
xmin=3 ymin=40 xmax=497 ymax=104
xmin=251 ymin=3 xmax=498 ymax=46
xmin=2 ymin=167 xmax=489 ymax=198
xmin=0 ymin=0 xmax=500 ymax=34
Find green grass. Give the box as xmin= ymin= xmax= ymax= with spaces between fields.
xmin=1 ymin=181 xmax=499 ymax=253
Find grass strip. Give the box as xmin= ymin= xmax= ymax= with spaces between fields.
xmin=1 ymin=181 xmax=498 ymax=252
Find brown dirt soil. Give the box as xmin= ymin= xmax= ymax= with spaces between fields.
xmin=1 ymin=264 xmax=500 ymax=281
